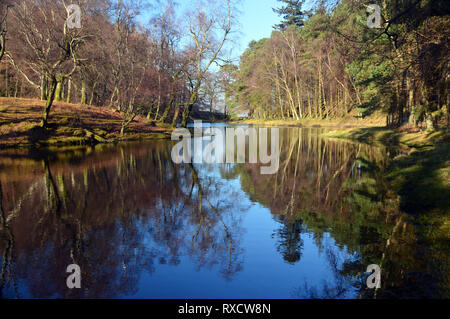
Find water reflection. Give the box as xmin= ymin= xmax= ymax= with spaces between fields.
xmin=272 ymin=217 xmax=304 ymax=264
xmin=0 ymin=127 xmax=446 ymax=298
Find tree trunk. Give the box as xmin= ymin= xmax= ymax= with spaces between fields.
xmin=41 ymin=76 xmax=48 ymax=101
xmin=409 ymin=94 xmax=417 ymax=127
xmin=154 ymin=74 xmax=162 ymax=121
xmin=80 ymin=79 xmax=87 ymax=105
xmin=0 ymin=33 xmax=5 ymax=62
xmin=66 ymin=79 xmax=72 ymax=104
xmin=171 ymin=104 xmax=180 ymax=128
xmin=159 ymin=98 xmax=173 ymax=124
xmin=55 ymin=76 xmax=64 ymax=102
xmin=89 ymin=80 xmax=98 ymax=106
xmin=5 ymin=65 xmax=8 ymax=97
xmin=425 ymin=112 xmax=434 ymax=131
xmin=181 ymin=90 xmax=199 ymax=128
xmin=147 ymin=102 xmax=154 ymax=120
xmin=120 ymin=114 xmax=137 ymax=136
xmin=14 ymin=78 xmax=19 ymax=98
xmin=41 ymin=77 xmax=58 ymax=128
xmin=181 ymin=103 xmax=194 ymax=128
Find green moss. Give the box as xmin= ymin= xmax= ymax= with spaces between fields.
xmin=59 ymin=117 xmax=71 ymax=125
xmin=0 ymin=98 xmax=173 ymax=149
xmin=42 ymin=136 xmax=90 ymax=146
xmin=93 ymin=129 xmax=108 ymax=137
xmin=147 ymin=132 xmax=171 ymax=140
xmin=157 ymin=122 xmax=172 ymax=129
xmin=56 ymin=126 xmax=76 ymax=135
xmin=73 ymin=129 xmax=85 ymax=137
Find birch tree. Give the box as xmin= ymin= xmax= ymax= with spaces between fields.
xmin=0 ymin=2 xmax=11 ymax=61
xmin=7 ymin=0 xmax=87 ymax=127
xmin=177 ymin=0 xmax=237 ymax=127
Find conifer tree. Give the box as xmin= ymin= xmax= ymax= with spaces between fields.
xmin=273 ymin=0 xmax=305 ymax=30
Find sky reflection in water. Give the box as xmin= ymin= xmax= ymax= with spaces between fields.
xmin=0 ymin=126 xmax=434 ymax=299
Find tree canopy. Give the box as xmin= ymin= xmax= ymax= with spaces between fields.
xmin=273 ymin=0 xmax=306 ymax=30
xmin=227 ymin=0 xmax=449 ymax=129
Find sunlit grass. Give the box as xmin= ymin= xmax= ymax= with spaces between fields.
xmin=0 ymin=97 xmax=171 ymax=148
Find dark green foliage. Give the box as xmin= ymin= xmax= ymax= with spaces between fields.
xmin=231 ymin=0 xmax=449 ymax=129
xmin=273 ymin=0 xmax=305 ymax=30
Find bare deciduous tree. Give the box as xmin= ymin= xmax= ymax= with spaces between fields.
xmin=7 ymin=0 xmax=87 ymax=127
xmin=0 ymin=2 xmax=11 ymax=61
xmin=177 ymin=0 xmax=237 ymax=127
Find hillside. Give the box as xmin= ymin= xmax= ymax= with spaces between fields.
xmin=0 ymin=98 xmax=171 ymax=149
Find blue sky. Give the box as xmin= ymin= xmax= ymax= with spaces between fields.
xmin=235 ymin=0 xmax=314 ymax=56
xmin=143 ymin=0 xmax=314 ymax=61
xmin=172 ymin=0 xmax=284 ymax=58
xmin=237 ymin=0 xmax=281 ymax=54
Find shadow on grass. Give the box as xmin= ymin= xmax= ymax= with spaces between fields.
xmin=348 ymin=127 xmax=449 ymax=217
xmin=23 ymin=125 xmax=53 ymax=144
xmin=17 ymin=123 xmax=92 ymax=147
xmin=348 ymin=131 xmax=450 ymax=298
xmin=346 ymin=127 xmax=401 ymax=145
xmin=387 ymin=142 xmax=450 ymax=216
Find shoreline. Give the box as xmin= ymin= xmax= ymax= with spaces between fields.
xmin=230 ymin=117 xmax=449 ymax=149
xmin=321 ymin=126 xmax=450 ymax=149
xmin=0 ymin=130 xmax=172 ymax=151
xmin=0 ymin=97 xmax=173 ymax=150
xmin=1 ymin=97 xmax=447 ymax=150
xmin=229 ymin=116 xmax=386 ymax=129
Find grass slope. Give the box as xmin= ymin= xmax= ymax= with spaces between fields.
xmin=232 ymin=112 xmax=386 ymax=128
xmin=0 ymin=97 xmax=171 ymax=148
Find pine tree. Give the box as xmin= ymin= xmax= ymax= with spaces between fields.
xmin=273 ymin=0 xmax=305 ymax=30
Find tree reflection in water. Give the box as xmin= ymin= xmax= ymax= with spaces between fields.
xmin=0 ymin=127 xmax=447 ymax=298
xmin=229 ymin=127 xmax=446 ymax=298
xmin=0 ymin=142 xmax=246 ymax=298
xmin=272 ymin=217 xmax=304 ymax=265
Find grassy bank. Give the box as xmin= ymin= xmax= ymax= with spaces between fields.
xmin=323 ymin=125 xmax=450 ymax=293
xmin=322 ymin=126 xmax=449 ymax=215
xmin=231 ymin=113 xmax=386 ymax=128
xmin=0 ymin=98 xmax=172 ymax=149
xmin=322 ymin=126 xmax=449 ymax=148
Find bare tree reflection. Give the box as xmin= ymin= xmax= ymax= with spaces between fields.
xmin=0 ymin=126 xmax=445 ymax=299
xmin=0 ymin=142 xmax=246 ymax=298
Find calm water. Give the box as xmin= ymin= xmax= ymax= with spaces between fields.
xmin=0 ymin=125 xmax=447 ymax=299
